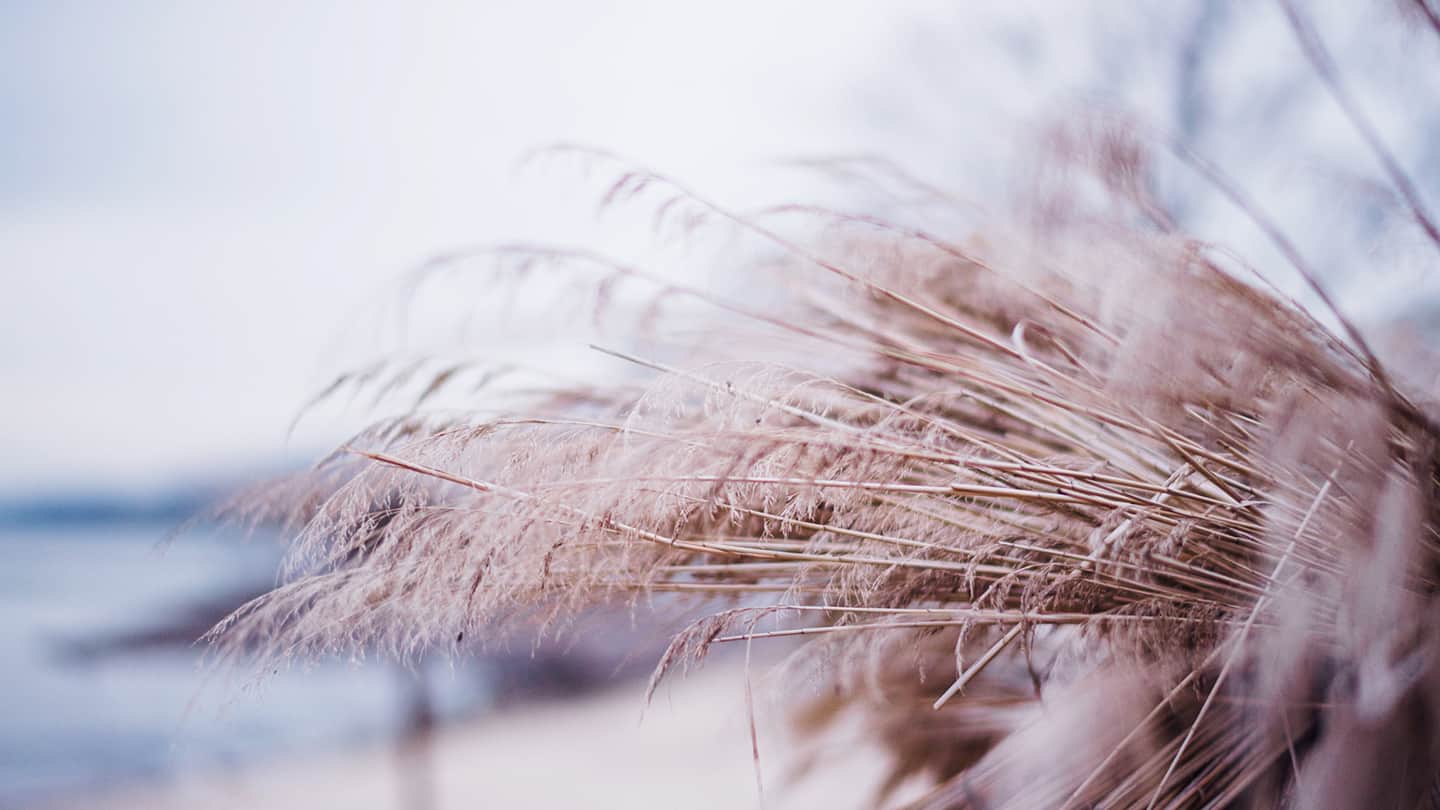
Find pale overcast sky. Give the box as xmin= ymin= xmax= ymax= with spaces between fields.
xmin=1 ymin=1 xmax=912 ymax=492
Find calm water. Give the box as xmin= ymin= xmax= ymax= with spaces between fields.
xmin=0 ymin=523 xmax=490 ymax=807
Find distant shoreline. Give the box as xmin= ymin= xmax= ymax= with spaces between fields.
xmin=0 ymin=492 xmax=214 ymax=528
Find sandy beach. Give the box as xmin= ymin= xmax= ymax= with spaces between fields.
xmin=45 ymin=657 xmax=893 ymax=810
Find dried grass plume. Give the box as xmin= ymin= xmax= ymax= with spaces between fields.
xmin=213 ymin=12 xmax=1440 ymax=807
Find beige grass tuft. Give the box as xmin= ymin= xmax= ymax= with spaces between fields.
xmin=213 ymin=17 xmax=1440 ymax=806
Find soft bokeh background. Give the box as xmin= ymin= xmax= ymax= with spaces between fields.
xmin=4 ymin=2 xmax=1438 ymax=808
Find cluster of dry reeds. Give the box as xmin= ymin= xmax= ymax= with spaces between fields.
xmin=215 ymin=7 xmax=1440 ymax=808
